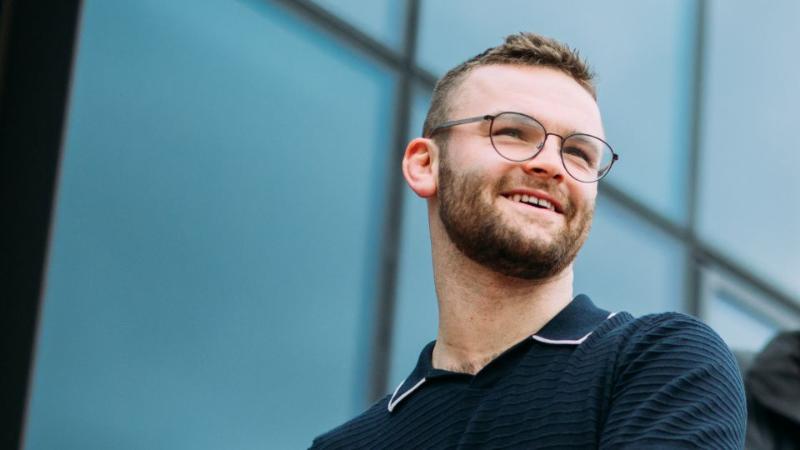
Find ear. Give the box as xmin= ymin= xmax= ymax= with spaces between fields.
xmin=402 ymin=137 xmax=438 ymax=198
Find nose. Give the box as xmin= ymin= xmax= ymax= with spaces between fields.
xmin=521 ymin=133 xmax=566 ymax=181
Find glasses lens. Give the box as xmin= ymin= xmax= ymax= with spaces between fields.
xmin=489 ymin=113 xmax=546 ymax=161
xmin=561 ymin=134 xmax=614 ymax=182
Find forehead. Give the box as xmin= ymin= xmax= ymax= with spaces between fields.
xmin=452 ymin=65 xmax=604 ymax=137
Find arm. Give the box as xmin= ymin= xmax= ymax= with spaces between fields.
xmin=600 ymin=313 xmax=746 ymax=449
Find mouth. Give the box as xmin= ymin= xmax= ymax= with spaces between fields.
xmin=500 ymin=190 xmax=564 ymax=214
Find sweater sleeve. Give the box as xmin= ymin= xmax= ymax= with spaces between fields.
xmin=600 ymin=313 xmax=746 ymax=449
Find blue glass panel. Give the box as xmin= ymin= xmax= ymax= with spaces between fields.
xmin=418 ymin=0 xmax=697 ymax=223
xmin=389 ymin=84 xmax=437 ymax=389
xmin=24 ymin=1 xmax=395 ymax=449
xmin=407 ymin=83 xmax=432 ymax=139
xmin=698 ymin=0 xmax=800 ymax=300
xmin=705 ymin=291 xmax=777 ymax=353
xmin=574 ymin=197 xmax=686 ymax=316
xmin=312 ymin=0 xmax=404 ymax=49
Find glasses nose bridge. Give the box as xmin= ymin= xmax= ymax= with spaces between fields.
xmin=537 ymin=132 xmax=566 ymax=154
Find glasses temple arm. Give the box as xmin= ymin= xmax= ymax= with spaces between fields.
xmin=427 ymin=115 xmax=492 ymax=137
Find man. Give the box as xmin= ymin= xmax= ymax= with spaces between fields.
xmin=312 ymin=32 xmax=746 ymax=449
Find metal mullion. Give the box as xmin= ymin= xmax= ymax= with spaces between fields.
xmin=271 ymin=0 xmax=406 ymax=72
xmin=268 ymin=0 xmax=420 ymax=403
xmin=695 ymin=243 xmax=800 ymax=316
xmin=368 ymin=0 xmax=420 ymax=403
xmin=684 ymin=0 xmax=708 ymax=317
xmin=599 ymin=182 xmax=691 ymax=242
xmin=410 ymin=65 xmax=437 ymax=88
xmin=601 ymin=179 xmax=800 ymax=316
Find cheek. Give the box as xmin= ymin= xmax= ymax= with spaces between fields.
xmin=450 ymin=134 xmax=505 ymax=168
xmin=581 ymin=188 xmax=598 ymax=206
xmin=569 ymin=185 xmax=597 ymax=216
xmin=575 ymin=180 xmax=597 ymax=199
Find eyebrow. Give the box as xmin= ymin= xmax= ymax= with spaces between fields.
xmin=497 ymin=110 xmax=586 ymax=137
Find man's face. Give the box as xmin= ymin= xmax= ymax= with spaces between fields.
xmin=434 ymin=65 xmax=603 ymax=280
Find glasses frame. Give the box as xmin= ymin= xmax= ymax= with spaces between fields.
xmin=426 ymin=111 xmax=619 ymax=183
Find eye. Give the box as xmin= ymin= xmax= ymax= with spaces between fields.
xmin=563 ymin=145 xmax=597 ymax=168
xmin=492 ymin=126 xmax=525 ymax=139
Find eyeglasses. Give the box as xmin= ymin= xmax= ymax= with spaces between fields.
xmin=427 ymin=111 xmax=619 ymax=183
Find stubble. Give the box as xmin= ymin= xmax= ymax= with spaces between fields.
xmin=437 ymin=157 xmax=594 ymax=280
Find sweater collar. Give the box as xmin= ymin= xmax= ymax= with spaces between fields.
xmin=388 ymin=294 xmax=614 ymax=412
xmin=531 ymin=294 xmax=614 ymax=345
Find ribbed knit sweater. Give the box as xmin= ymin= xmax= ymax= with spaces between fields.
xmin=311 ymin=295 xmax=746 ymax=449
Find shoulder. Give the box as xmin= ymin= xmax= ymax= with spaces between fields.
xmin=610 ymin=311 xmax=737 ymax=365
xmin=309 ymin=396 xmax=390 ymax=450
xmin=600 ymin=311 xmax=743 ymax=393
xmin=592 ymin=310 xmax=729 ymax=353
xmin=598 ymin=312 xmax=747 ymax=449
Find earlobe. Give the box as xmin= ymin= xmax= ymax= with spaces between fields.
xmin=402 ymin=138 xmax=437 ymax=198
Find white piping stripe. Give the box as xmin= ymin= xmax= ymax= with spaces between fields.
xmin=387 ymin=377 xmax=426 ymax=412
xmin=388 ymin=312 xmax=621 ymax=410
xmin=532 ymin=332 xmax=592 ymax=345
xmin=388 ymin=378 xmax=406 ymax=405
xmin=531 ymin=312 xmax=618 ymax=345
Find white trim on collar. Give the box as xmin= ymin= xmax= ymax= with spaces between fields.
xmin=387 ymin=377 xmax=427 ymax=412
xmin=531 ymin=312 xmax=617 ymax=345
xmin=387 ymin=311 xmax=619 ymax=412
xmin=532 ymin=331 xmax=593 ymax=345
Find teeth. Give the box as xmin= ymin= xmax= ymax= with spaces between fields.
xmin=507 ymin=194 xmax=556 ymax=212
xmin=506 ymin=193 xmax=556 ymax=212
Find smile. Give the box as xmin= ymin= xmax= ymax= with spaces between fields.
xmin=500 ymin=191 xmax=563 ymax=214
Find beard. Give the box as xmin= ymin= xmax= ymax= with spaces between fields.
xmin=437 ymin=156 xmax=594 ymax=280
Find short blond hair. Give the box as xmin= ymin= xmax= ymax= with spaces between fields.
xmin=422 ymin=32 xmax=596 ymax=138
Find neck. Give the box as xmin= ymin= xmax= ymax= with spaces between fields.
xmin=430 ymin=224 xmax=574 ymax=375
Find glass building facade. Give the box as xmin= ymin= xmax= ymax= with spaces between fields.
xmin=23 ymin=1 xmax=800 ymax=448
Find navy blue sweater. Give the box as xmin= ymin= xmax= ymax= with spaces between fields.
xmin=311 ymin=295 xmax=746 ymax=449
